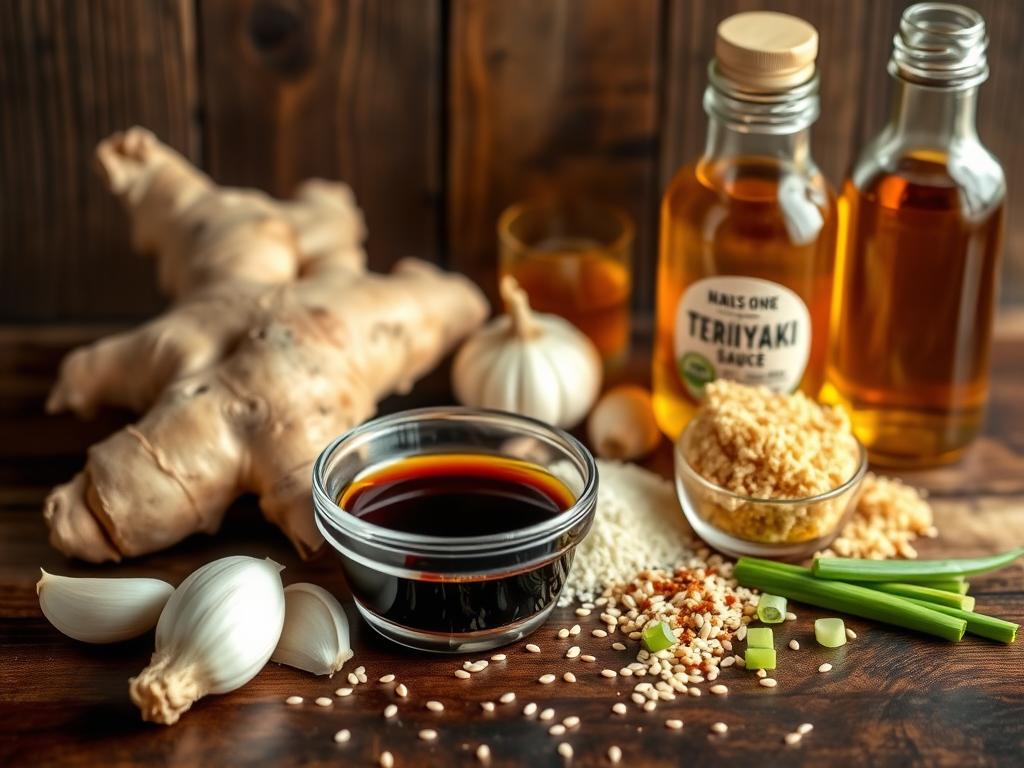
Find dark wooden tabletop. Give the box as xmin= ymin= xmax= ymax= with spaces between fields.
xmin=1 ymin=326 xmax=1022 ymax=768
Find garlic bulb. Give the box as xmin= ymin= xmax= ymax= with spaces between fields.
xmin=272 ymin=583 xmax=353 ymax=676
xmin=453 ymin=276 xmax=602 ymax=429
xmin=130 ymin=556 xmax=286 ymax=725
xmin=587 ymin=385 xmax=661 ymax=460
xmin=37 ymin=569 xmax=174 ymax=644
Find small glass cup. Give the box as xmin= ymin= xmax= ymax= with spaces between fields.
xmin=675 ymin=420 xmax=869 ymax=560
xmin=498 ymin=199 xmax=634 ymax=368
xmin=312 ymin=407 xmax=598 ymax=653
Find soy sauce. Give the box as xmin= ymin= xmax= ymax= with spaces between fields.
xmin=336 ymin=454 xmax=577 ymax=637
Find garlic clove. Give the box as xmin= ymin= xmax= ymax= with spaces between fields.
xmin=37 ymin=569 xmax=174 ymax=644
xmin=587 ymin=385 xmax=662 ymax=461
xmin=129 ymin=555 xmax=286 ymax=725
xmin=271 ymin=583 xmax=353 ymax=676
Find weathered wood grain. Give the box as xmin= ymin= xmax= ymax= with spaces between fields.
xmin=0 ymin=0 xmax=198 ymax=322
xmin=199 ymin=0 xmax=442 ymax=272
xmin=447 ymin=0 xmax=661 ymax=308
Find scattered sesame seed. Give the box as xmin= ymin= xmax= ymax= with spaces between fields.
xmin=499 ymin=692 xmax=516 ymax=704
xmin=665 ymin=719 xmax=684 ymax=730
xmin=756 ymin=668 xmax=768 ymax=679
xmin=785 ymin=732 xmax=802 ymax=745
xmin=846 ymin=628 xmax=857 ymax=640
xmin=335 ymin=687 xmax=353 ymax=697
xmin=454 ymin=669 xmax=471 ymax=679
xmin=563 ymin=715 xmax=581 ymax=729
xmin=798 ymin=723 xmax=814 ymax=735
xmin=576 ymin=608 xmax=592 ymax=617
xmin=570 ymin=624 xmax=581 ymax=636
xmin=566 ymin=646 xmax=581 ymax=659
xmin=333 ymin=729 xmax=350 ymax=743
xmin=643 ymin=700 xmax=657 ymax=712
xmin=426 ymin=700 xmax=444 ymax=712
xmin=285 ymin=695 xmax=303 ymax=705
xmin=592 ymin=629 xmax=608 ymax=638
xmin=476 ymin=744 xmax=491 ymax=764
xmin=789 ymin=639 xmax=800 ymax=650
xmin=523 ymin=702 xmax=538 ymax=717
xmin=759 ymin=678 xmax=778 ymax=688
xmin=612 ymin=702 xmax=627 ymax=715
xmin=580 ymin=654 xmax=596 ymax=662
xmin=540 ymin=708 xmax=555 ymax=721
xmin=557 ymin=743 xmax=574 ymax=759
xmin=491 ymin=653 xmax=507 ymax=662
xmin=379 ymin=674 xmax=395 ymax=683
xmin=380 ymin=751 xmax=394 ymax=768
xmin=688 ymin=687 xmax=701 ymax=697
xmin=608 ymin=745 xmax=622 ymax=764
xmin=355 ymin=666 xmax=366 ymax=675
xmin=396 ymin=683 xmax=409 ymax=698
xmin=356 ymin=673 xmax=368 ymax=683
xmin=526 ymin=644 xmax=541 ymax=653
xmin=347 ymin=672 xmax=359 ymax=685
xmin=419 ymin=729 xmax=438 ymax=742
xmin=601 ymin=669 xmax=618 ymax=678
xmin=384 ymin=704 xmax=398 ymax=718
xmin=558 ymin=628 xmax=570 ymax=639
xmin=315 ymin=697 xmax=332 ymax=707
xmin=619 ymin=667 xmax=634 ymax=677
xmin=467 ymin=661 xmax=488 ymax=673
xmin=786 ymin=612 xmax=798 ymax=621
xmin=480 ymin=701 xmax=495 ymax=712
xmin=710 ymin=684 xmax=728 ymax=695
xmin=549 ymin=724 xmax=566 ymax=736
xmin=563 ymin=672 xmax=577 ymax=683
xmin=612 ymin=642 xmax=626 ymax=651
xmin=539 ymin=674 xmax=557 ymax=685
xmin=818 ymin=663 xmax=833 ymax=673
xmin=720 ymin=656 xmax=736 ymax=668
xmin=711 ymin=722 xmax=728 ymax=734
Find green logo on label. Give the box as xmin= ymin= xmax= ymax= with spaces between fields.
xmin=678 ymin=352 xmax=716 ymax=400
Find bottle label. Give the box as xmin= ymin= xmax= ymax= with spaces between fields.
xmin=674 ymin=276 xmax=811 ymax=401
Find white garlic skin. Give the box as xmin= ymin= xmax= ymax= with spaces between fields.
xmin=587 ymin=385 xmax=661 ymax=460
xmin=272 ymin=582 xmax=353 ymax=676
xmin=453 ymin=277 xmax=602 ymax=429
xmin=130 ymin=556 xmax=285 ymax=724
xmin=36 ymin=569 xmax=174 ymax=644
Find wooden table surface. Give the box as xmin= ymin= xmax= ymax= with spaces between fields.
xmin=1 ymin=327 xmax=1022 ymax=767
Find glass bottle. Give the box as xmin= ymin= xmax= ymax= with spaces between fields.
xmin=654 ymin=12 xmax=836 ymax=440
xmin=824 ymin=4 xmax=1004 ymax=467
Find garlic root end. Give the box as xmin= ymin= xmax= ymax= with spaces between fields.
xmin=129 ymin=657 xmax=205 ymax=725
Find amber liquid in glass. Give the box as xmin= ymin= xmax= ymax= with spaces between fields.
xmin=653 ymin=159 xmax=836 ymax=439
xmin=505 ymin=237 xmax=631 ymax=364
xmin=824 ymin=152 xmax=1004 ymax=466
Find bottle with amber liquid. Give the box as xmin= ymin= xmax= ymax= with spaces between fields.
xmin=825 ymin=4 xmax=1004 ymax=467
xmin=654 ymin=12 xmax=836 ymax=439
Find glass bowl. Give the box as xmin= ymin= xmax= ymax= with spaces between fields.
xmin=312 ymin=407 xmax=598 ymax=653
xmin=675 ymin=420 xmax=868 ymax=560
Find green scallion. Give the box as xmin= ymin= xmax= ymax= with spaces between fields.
xmin=756 ymin=593 xmax=787 ymax=624
xmin=814 ymin=618 xmax=847 ymax=647
xmin=861 ymin=582 xmax=975 ymax=612
xmin=641 ymin=620 xmax=676 ymax=653
xmin=745 ymin=627 xmax=774 ymax=649
xmin=744 ymin=648 xmax=776 ymax=669
xmin=734 ymin=558 xmax=967 ymax=642
xmin=812 ymin=548 xmax=1024 ymax=583
xmin=906 ymin=578 xmax=969 ymax=595
xmin=901 ymin=597 xmax=1018 ymax=644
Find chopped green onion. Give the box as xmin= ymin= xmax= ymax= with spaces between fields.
xmin=744 ymin=648 xmax=776 ymax=670
xmin=814 ymin=618 xmax=847 ymax=648
xmin=734 ymin=558 xmax=967 ymax=642
xmin=902 ymin=597 xmax=1018 ymax=644
xmin=860 ymin=582 xmax=975 ymax=612
xmin=745 ymin=627 xmax=774 ymax=649
xmin=756 ymin=593 xmax=787 ymax=624
xmin=641 ymin=621 xmax=676 ymax=653
xmin=812 ymin=548 xmax=1024 ymax=583
xmin=905 ymin=578 xmax=969 ymax=595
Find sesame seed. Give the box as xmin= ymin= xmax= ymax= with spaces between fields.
xmin=798 ymin=723 xmax=814 ymax=734
xmin=563 ymin=672 xmax=577 ymax=683
xmin=786 ymin=612 xmax=798 ymax=621
xmin=688 ymin=687 xmax=701 ymax=697
xmin=356 ymin=673 xmax=368 ymax=683
xmin=333 ymin=729 xmax=350 ymax=743
xmin=592 ymin=629 xmax=608 ymax=638
xmin=378 ymin=674 xmax=395 ymax=683
xmin=720 ymin=656 xmax=736 ymax=668
xmin=643 ymin=700 xmax=657 ymax=712
xmin=315 ymin=697 xmax=332 ymax=707
xmin=563 ymin=715 xmax=580 ymax=728
xmin=612 ymin=702 xmax=627 ymax=715
xmin=736 ymin=625 xmax=748 ymax=641
xmin=570 ymin=624 xmax=581 ymax=636
xmin=395 ymin=683 xmax=408 ymax=698
xmin=526 ymin=643 xmax=541 ymax=653
xmin=419 ymin=729 xmax=438 ymax=742
xmin=608 ymin=745 xmax=622 ymax=764
xmin=384 ymin=704 xmax=398 ymax=718
xmin=619 ymin=667 xmax=634 ymax=677
xmin=711 ymin=722 xmax=728 ymax=734
xmin=285 ymin=695 xmax=303 ymax=705
xmin=454 ymin=669 xmax=471 ymax=679
xmin=539 ymin=674 xmax=556 ymax=684
xmin=558 ymin=628 xmax=570 ymax=639
xmin=380 ymin=751 xmax=394 ymax=768
xmin=818 ymin=663 xmax=833 ymax=673
xmin=759 ymin=678 xmax=778 ymax=688
xmin=612 ymin=642 xmax=626 ymax=651
xmin=580 ymin=654 xmax=596 ymax=662
xmin=491 ymin=653 xmax=507 ymax=662
xmin=756 ymin=668 xmax=767 ymax=679
xmin=785 ymin=732 xmax=802 ymax=745
xmin=557 ymin=743 xmax=574 ymax=759
xmin=789 ymin=639 xmax=800 ymax=650
xmin=549 ymin=724 xmax=566 ymax=736
xmin=499 ymin=692 xmax=516 ymax=704
xmin=576 ymin=608 xmax=592 ymax=617
xmin=710 ymin=684 xmax=728 ymax=695
xmin=480 ymin=701 xmax=495 ymax=712
xmin=476 ymin=744 xmax=491 ymax=763
xmin=347 ymin=672 xmax=359 ymax=685
xmin=355 ymin=666 xmax=365 ymax=675
xmin=601 ymin=669 xmax=618 ymax=678
xmin=846 ymin=628 xmax=857 ymax=640
xmin=666 ymin=719 xmax=684 ymax=730
xmin=631 ymin=693 xmax=645 ymax=705
xmin=467 ymin=661 xmax=488 ymax=673
xmin=426 ymin=700 xmax=444 ymax=712
xmin=566 ymin=646 xmax=581 ymax=659
xmin=523 ymin=702 xmax=538 ymax=717
xmin=335 ymin=687 xmax=353 ymax=696
xmin=540 ymin=708 xmax=555 ymax=721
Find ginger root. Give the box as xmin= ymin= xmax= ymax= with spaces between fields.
xmin=44 ymin=127 xmax=487 ymax=562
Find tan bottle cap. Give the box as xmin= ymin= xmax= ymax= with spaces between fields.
xmin=715 ymin=11 xmax=818 ymax=91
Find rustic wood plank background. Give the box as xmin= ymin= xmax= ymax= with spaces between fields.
xmin=2 ymin=0 xmax=1023 ymax=322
